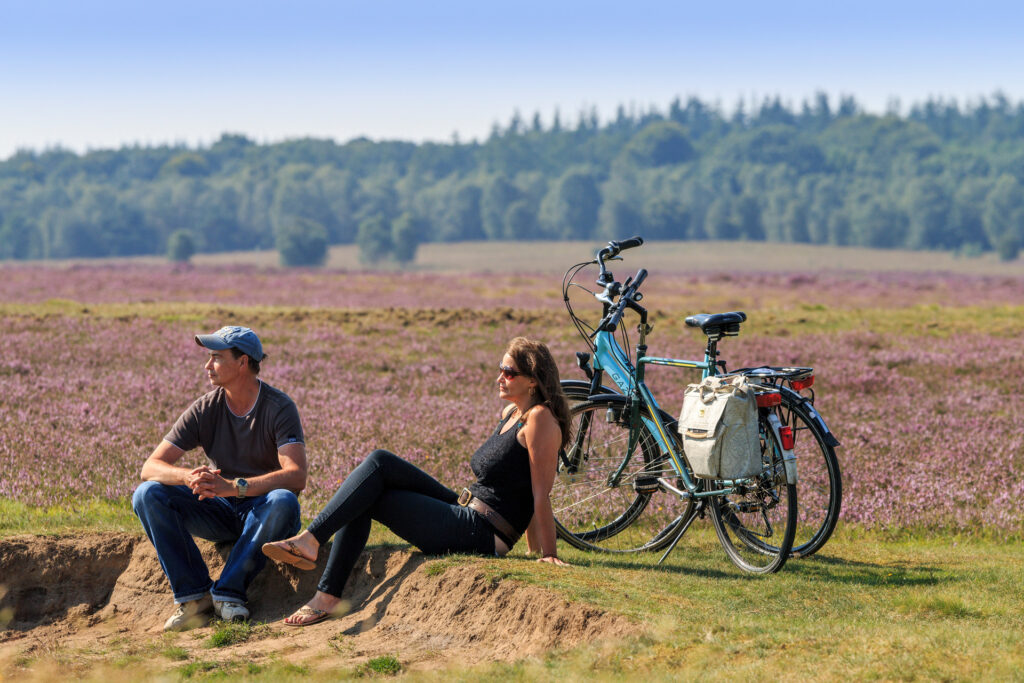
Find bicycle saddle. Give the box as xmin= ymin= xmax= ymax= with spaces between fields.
xmin=685 ymin=311 xmax=747 ymax=338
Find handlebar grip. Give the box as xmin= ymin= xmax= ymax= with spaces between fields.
xmin=614 ymin=236 xmax=644 ymax=251
xmin=601 ymin=236 xmax=645 ymax=261
xmin=632 ymin=268 xmax=648 ymax=289
xmin=603 ymin=305 xmax=626 ymax=333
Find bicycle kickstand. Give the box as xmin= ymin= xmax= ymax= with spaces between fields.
xmin=657 ymin=501 xmax=704 ymax=565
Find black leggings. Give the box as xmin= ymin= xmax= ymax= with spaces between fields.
xmin=307 ymin=450 xmax=497 ymax=597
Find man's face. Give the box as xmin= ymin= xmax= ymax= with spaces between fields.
xmin=204 ymin=349 xmax=246 ymax=386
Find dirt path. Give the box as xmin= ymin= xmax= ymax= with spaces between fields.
xmin=0 ymin=534 xmax=632 ymax=676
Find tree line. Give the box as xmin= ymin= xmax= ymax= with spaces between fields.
xmin=2 ymin=92 xmax=1024 ymax=265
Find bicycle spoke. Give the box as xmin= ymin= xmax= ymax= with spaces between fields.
xmin=551 ymin=397 xmax=690 ymax=553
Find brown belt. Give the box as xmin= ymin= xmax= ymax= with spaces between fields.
xmin=458 ymin=488 xmax=520 ymax=544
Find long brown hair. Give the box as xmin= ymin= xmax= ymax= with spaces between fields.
xmin=505 ymin=337 xmax=571 ymax=452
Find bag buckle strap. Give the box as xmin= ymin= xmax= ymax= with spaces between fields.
xmin=457 ymin=487 xmax=472 ymax=506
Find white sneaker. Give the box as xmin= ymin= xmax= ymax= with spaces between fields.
xmin=164 ymin=594 xmax=213 ymax=631
xmin=214 ymin=600 xmax=250 ymax=622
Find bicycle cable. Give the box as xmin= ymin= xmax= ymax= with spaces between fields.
xmin=563 ymin=260 xmax=600 ymax=352
xmin=618 ymin=311 xmax=637 ymax=395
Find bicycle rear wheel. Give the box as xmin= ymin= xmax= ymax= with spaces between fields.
xmin=775 ymin=389 xmax=841 ymax=557
xmin=552 ymin=396 xmax=690 ymax=553
xmin=710 ymin=413 xmax=797 ymax=573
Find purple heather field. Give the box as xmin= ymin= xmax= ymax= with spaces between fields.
xmin=2 ymin=262 xmax=1024 ymax=309
xmin=2 ymin=263 xmax=1023 ymax=534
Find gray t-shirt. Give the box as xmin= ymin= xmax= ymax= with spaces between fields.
xmin=164 ymin=381 xmax=304 ymax=480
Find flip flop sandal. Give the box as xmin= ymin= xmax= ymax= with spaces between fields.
xmin=283 ymin=605 xmax=331 ymax=627
xmin=261 ymin=541 xmax=317 ymax=570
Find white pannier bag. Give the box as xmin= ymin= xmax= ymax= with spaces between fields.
xmin=678 ymin=375 xmax=762 ymax=479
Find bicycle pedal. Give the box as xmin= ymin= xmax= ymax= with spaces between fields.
xmin=633 ymin=478 xmax=661 ymax=494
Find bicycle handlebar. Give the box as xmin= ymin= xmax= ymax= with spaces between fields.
xmin=608 ymin=235 xmax=644 ymax=255
xmin=598 ymin=235 xmax=643 ymax=263
xmin=631 ymin=267 xmax=648 ymax=290
xmin=601 ymin=268 xmax=647 ymax=332
xmin=595 ymin=235 xmax=644 ymax=287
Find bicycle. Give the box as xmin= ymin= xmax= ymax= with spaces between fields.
xmin=552 ymin=237 xmax=841 ymax=572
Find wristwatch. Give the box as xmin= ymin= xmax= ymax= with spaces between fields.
xmin=234 ymin=478 xmax=249 ymax=498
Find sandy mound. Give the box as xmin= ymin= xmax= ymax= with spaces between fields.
xmin=0 ymin=534 xmax=633 ymax=673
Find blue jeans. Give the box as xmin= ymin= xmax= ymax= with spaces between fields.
xmin=308 ymin=450 xmax=496 ymax=598
xmin=132 ymin=482 xmax=301 ymax=604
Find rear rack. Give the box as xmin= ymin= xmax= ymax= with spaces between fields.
xmin=734 ymin=366 xmax=813 ymax=382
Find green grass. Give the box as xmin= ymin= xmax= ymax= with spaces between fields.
xmin=4 ymin=300 xmax=1022 ymax=344
xmin=356 ymin=655 xmax=403 ymax=677
xmin=0 ymin=497 xmax=465 ymax=540
xmin=178 ymin=659 xmax=223 ymax=678
xmin=0 ymin=497 xmax=139 ymax=537
xmin=204 ymin=621 xmax=270 ymax=649
xmin=162 ymin=645 xmax=190 ymax=661
xmin=423 ymin=556 xmax=463 ymax=577
xmin=3 ymin=525 xmax=1022 ymax=680
xmin=450 ymin=527 xmax=1024 ymax=681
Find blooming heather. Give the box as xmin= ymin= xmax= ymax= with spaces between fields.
xmin=1 ymin=264 xmax=1022 ymax=534
xmin=2 ymin=263 xmax=1023 ymax=310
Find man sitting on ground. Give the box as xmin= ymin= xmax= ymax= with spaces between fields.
xmin=133 ymin=325 xmax=307 ymax=630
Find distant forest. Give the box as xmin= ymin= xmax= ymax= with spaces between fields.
xmin=3 ymin=93 xmax=1024 ymax=263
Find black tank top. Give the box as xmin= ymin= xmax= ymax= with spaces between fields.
xmin=468 ymin=412 xmax=534 ymax=540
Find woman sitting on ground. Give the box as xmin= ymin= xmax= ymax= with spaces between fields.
xmin=262 ymin=337 xmax=571 ymax=626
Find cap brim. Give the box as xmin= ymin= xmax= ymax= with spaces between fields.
xmin=195 ymin=334 xmax=233 ymax=350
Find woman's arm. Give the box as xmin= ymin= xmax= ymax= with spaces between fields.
xmin=522 ymin=406 xmax=569 ymax=566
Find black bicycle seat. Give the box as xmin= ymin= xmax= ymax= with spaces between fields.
xmin=685 ymin=311 xmax=747 ymax=338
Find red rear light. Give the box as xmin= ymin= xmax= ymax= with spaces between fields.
xmin=756 ymin=392 xmax=782 ymax=408
xmin=779 ymin=425 xmax=795 ymax=450
xmin=790 ymin=375 xmax=814 ymax=391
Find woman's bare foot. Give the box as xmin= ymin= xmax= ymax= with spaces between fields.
xmin=283 ymin=591 xmax=347 ymax=626
xmin=262 ymin=530 xmax=321 ymax=570
xmin=284 ymin=530 xmax=319 ymax=557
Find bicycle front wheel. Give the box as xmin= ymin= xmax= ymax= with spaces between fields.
xmin=552 ymin=396 xmax=690 ymax=553
xmin=710 ymin=413 xmax=797 ymax=573
xmin=775 ymin=389 xmax=842 ymax=558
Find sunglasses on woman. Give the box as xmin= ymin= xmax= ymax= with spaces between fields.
xmin=498 ymin=364 xmax=523 ymax=380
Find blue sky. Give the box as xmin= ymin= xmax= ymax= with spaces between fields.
xmin=2 ymin=0 xmax=1022 ymax=159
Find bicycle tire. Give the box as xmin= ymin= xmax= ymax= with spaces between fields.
xmin=709 ymin=412 xmax=797 ymax=573
xmin=775 ymin=388 xmax=842 ymax=558
xmin=551 ymin=395 xmax=691 ymax=553
xmin=560 ymin=381 xmax=692 ymax=551
xmin=567 ymin=379 xmax=843 ymax=559
xmin=561 ymin=379 xmax=616 ymax=405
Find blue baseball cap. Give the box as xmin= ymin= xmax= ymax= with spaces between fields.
xmin=194 ymin=326 xmax=267 ymax=361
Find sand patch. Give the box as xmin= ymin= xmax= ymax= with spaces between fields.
xmin=1 ymin=533 xmax=632 ymax=675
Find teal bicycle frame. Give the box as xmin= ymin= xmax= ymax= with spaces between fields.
xmin=591 ymin=323 xmax=743 ymax=502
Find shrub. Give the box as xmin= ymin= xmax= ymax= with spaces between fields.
xmin=277 ymin=218 xmax=328 ymax=267
xmin=166 ymin=229 xmax=196 ymax=263
xmin=357 ymin=215 xmax=393 ymax=264
xmin=995 ymin=232 xmax=1020 ymax=261
xmin=391 ymin=212 xmax=423 ymax=264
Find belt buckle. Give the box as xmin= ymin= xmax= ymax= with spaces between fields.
xmin=457 ymin=488 xmax=472 ymax=506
